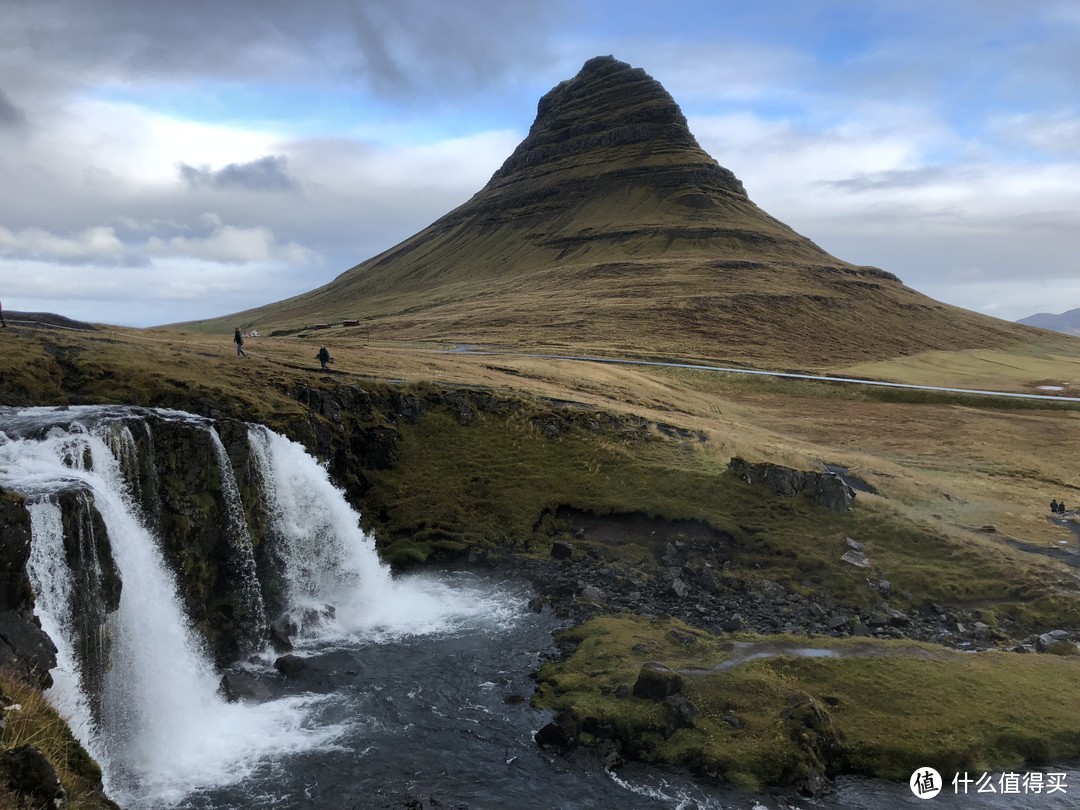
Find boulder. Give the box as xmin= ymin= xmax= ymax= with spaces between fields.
xmin=781 ymin=694 xmax=844 ymax=797
xmin=550 ymin=541 xmax=574 ymax=560
xmin=273 ymin=654 xmax=308 ymax=677
xmin=0 ymin=745 xmax=67 ymax=809
xmin=219 ymin=672 xmax=275 ymax=703
xmin=727 ymin=458 xmax=855 ymax=512
xmin=668 ymin=578 xmax=689 ymax=599
xmin=840 ymin=550 xmax=870 ymax=568
xmin=268 ymin=618 xmax=294 ymax=652
xmin=632 ymin=662 xmax=683 ymax=701
xmin=534 ymin=708 xmax=581 ymax=751
xmin=662 ymin=694 xmax=697 ymax=737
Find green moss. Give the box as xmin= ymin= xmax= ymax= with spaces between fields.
xmin=534 ymin=616 xmax=1080 ymax=788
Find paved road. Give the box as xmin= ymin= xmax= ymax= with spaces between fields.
xmin=453 ymin=348 xmax=1080 ymax=404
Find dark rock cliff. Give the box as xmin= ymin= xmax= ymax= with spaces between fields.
xmin=0 ymin=490 xmax=57 ymax=689
xmin=124 ymin=413 xmax=269 ymax=665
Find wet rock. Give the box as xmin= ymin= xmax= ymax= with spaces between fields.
xmin=219 ymin=672 xmax=274 ymax=703
xmin=273 ymin=654 xmax=307 ymax=677
xmin=0 ymin=490 xmax=59 ymax=689
xmin=386 ymin=392 xmax=423 ymax=424
xmin=268 ymin=617 xmax=294 ymax=652
xmin=632 ymin=662 xmax=683 ymax=701
xmin=534 ymin=708 xmax=581 ymax=751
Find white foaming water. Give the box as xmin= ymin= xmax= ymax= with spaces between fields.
xmin=26 ymin=500 xmax=95 ymax=741
xmin=248 ymin=425 xmax=521 ymax=643
xmin=206 ymin=425 xmax=267 ymax=641
xmin=0 ymin=413 xmax=342 ymax=809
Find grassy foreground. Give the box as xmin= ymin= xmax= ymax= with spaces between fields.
xmin=0 ymin=671 xmax=111 ymax=808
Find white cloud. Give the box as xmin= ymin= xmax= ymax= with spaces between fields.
xmin=146 ymin=223 xmax=320 ymax=266
xmin=0 ymin=224 xmax=125 ymax=261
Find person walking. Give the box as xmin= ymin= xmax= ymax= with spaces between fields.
xmin=233 ymin=327 xmax=246 ymax=357
xmin=317 ymin=345 xmax=331 ymax=371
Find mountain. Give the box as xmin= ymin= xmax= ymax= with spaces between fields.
xmin=190 ymin=55 xmax=1052 ymax=367
xmin=1018 ymin=307 xmax=1080 ymax=337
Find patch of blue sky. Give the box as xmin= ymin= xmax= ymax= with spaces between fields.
xmin=91 ymin=81 xmax=394 ymax=136
xmin=91 ymin=81 xmax=530 ymax=146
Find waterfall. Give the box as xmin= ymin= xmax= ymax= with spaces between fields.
xmin=247 ymin=424 xmax=392 ymax=636
xmin=207 ymin=425 xmax=267 ymax=650
xmin=0 ymin=405 xmax=515 ymax=808
xmin=25 ymin=499 xmax=99 ymax=742
xmin=0 ymin=409 xmax=340 ymax=808
xmin=247 ymin=425 xmax=499 ymax=642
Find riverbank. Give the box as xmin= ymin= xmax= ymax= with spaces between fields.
xmin=502 ymin=540 xmax=1080 ymax=795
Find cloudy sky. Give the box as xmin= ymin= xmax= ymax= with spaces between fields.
xmin=2 ymin=0 xmax=1079 ymax=327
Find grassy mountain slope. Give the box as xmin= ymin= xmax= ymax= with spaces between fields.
xmin=183 ymin=56 xmax=1061 ymax=368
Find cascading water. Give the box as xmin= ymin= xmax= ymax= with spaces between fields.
xmin=247 ymin=424 xmax=501 ymax=642
xmin=206 ymin=426 xmax=267 ymax=650
xmin=0 ymin=408 xmax=342 ymax=807
xmin=0 ymin=406 xmax=526 ymax=808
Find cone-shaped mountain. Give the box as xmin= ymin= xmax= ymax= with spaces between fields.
xmin=200 ymin=55 xmax=1043 ymax=366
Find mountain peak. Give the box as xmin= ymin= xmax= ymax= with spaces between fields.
xmin=488 ymin=55 xmax=746 ymax=198
xmin=198 ymin=56 xmax=1044 ymax=368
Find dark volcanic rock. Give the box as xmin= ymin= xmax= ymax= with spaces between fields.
xmin=0 ymin=490 xmax=57 ymax=688
xmin=534 ymin=708 xmax=581 ymax=752
xmin=632 ymin=662 xmax=683 ymax=701
xmin=0 ymin=745 xmax=68 ymax=809
xmin=220 ymin=672 xmax=275 ymax=703
xmin=662 ymin=694 xmax=697 ymax=737
xmin=550 ymin=541 xmax=574 ymax=560
xmin=727 ymin=457 xmax=855 ymax=512
xmin=490 ymin=55 xmax=747 ymax=202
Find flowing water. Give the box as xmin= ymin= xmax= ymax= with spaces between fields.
xmin=2 ymin=406 xmax=1079 ymax=810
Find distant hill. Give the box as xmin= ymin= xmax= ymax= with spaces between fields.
xmin=1 ymin=311 xmax=98 ymax=331
xmin=1018 ymin=308 xmax=1080 ymax=337
xmin=184 ymin=55 xmax=1058 ymax=367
